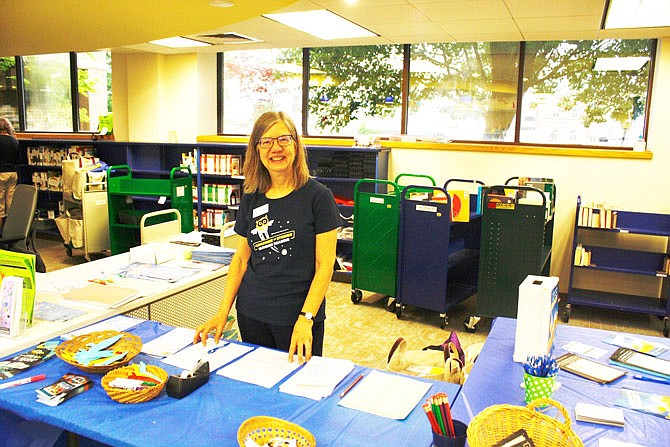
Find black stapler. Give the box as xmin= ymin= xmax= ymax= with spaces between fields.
xmin=166 ymin=359 xmax=210 ymax=399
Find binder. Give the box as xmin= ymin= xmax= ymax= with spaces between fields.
xmin=0 ymin=249 xmax=36 ymax=324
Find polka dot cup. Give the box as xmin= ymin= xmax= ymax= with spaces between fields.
xmin=523 ymin=372 xmax=556 ymax=405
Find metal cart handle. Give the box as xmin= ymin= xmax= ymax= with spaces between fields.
xmin=484 ymin=184 xmax=546 ymax=209
xmin=394 ymin=173 xmax=436 ymax=187
xmin=170 ymin=165 xmax=192 ymax=180
xmin=443 ymin=178 xmax=486 ymax=190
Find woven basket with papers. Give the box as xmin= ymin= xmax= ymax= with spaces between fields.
xmin=237 ymin=416 xmax=316 ymax=447
xmin=467 ymin=398 xmax=584 ymax=447
xmin=101 ymin=364 xmax=167 ymax=403
xmin=55 ymin=330 xmax=142 ymax=374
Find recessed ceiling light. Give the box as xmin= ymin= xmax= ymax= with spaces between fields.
xmin=263 ymin=9 xmax=377 ymax=40
xmin=594 ymin=56 xmax=649 ymax=71
xmin=148 ymin=37 xmax=212 ymax=48
xmin=603 ymin=0 xmax=670 ymax=29
xmin=209 ymin=0 xmax=234 ymax=7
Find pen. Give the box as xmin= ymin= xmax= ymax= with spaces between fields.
xmin=207 ymin=341 xmax=229 ymax=354
xmin=339 ymin=374 xmax=364 ymax=398
xmin=0 ymin=374 xmax=47 ymax=390
xmin=632 ymin=374 xmax=670 ymax=384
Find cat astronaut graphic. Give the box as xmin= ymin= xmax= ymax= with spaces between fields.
xmin=251 ymin=213 xmax=295 ymax=257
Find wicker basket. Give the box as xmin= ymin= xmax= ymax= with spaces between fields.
xmin=101 ymin=364 xmax=168 ymax=403
xmin=237 ymin=416 xmax=316 ymax=447
xmin=55 ymin=330 xmax=142 ymax=374
xmin=467 ymin=398 xmax=584 ymax=447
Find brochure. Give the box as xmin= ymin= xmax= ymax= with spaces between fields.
xmin=614 ymin=388 xmax=670 ymax=419
xmin=609 ymin=347 xmax=670 ymax=380
xmin=603 ymin=334 xmax=669 ymax=357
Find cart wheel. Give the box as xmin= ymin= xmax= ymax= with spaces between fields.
xmin=395 ymin=304 xmax=404 ymax=319
xmin=65 ymin=245 xmax=73 ymax=257
xmin=563 ymin=304 xmax=571 ymax=323
xmin=351 ymin=289 xmax=363 ymax=304
xmin=440 ymin=314 xmax=448 ymax=329
xmin=664 ymin=318 xmax=669 ymax=338
xmin=463 ymin=316 xmax=479 ymax=333
xmin=385 ymin=297 xmax=396 ymax=312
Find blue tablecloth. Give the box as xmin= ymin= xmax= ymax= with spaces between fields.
xmin=451 ymin=317 xmax=670 ymax=447
xmin=1 ymin=320 xmax=461 ymax=447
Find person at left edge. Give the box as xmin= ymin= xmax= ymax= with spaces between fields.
xmin=194 ymin=111 xmax=341 ymax=364
xmin=0 ymin=117 xmax=20 ymax=232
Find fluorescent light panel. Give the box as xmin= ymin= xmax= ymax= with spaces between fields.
xmin=594 ymin=56 xmax=649 ymax=71
xmin=149 ymin=37 xmax=212 ymax=48
xmin=604 ymin=0 xmax=670 ymax=29
xmin=263 ymin=9 xmax=377 ymax=40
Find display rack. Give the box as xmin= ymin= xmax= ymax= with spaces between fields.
xmin=394 ymin=179 xmax=482 ymax=328
xmin=106 ymin=165 xmax=194 ymax=254
xmin=565 ymin=196 xmax=670 ymax=337
xmin=476 ymin=179 xmax=555 ymax=321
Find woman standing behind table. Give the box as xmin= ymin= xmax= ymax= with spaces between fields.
xmin=0 ymin=118 xmax=20 ymax=232
xmin=194 ymin=111 xmax=341 ymax=364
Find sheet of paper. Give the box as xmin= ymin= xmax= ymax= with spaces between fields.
xmin=62 ymin=315 xmax=144 ymax=339
xmin=337 ymin=370 xmax=432 ymax=420
xmin=161 ymin=340 xmax=252 ymax=372
xmin=603 ymin=334 xmax=670 ymax=357
xmin=279 ymin=356 xmax=354 ymax=400
xmin=562 ymin=341 xmax=607 ymax=359
xmin=216 ymin=346 xmax=301 ymax=388
xmin=33 ymin=302 xmax=86 ymax=322
xmin=141 ymin=327 xmax=196 ymax=357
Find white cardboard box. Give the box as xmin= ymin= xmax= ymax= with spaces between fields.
xmin=513 ymin=275 xmax=559 ymax=363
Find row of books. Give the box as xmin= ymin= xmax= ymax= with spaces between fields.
xmin=573 ymin=244 xmax=592 ymax=267
xmin=578 ymin=204 xmax=618 ymax=229
xmin=180 ymin=150 xmax=243 ymax=176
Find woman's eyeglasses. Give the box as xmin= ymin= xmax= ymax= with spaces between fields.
xmin=257 ymin=134 xmax=294 ymax=150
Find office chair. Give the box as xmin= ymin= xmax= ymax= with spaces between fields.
xmin=0 ymin=184 xmax=46 ymax=273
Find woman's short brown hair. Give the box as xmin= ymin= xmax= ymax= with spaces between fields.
xmin=242 ymin=111 xmax=310 ymax=194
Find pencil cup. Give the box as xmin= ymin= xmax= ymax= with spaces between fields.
xmin=432 ymin=420 xmax=467 ymax=447
xmin=523 ymin=372 xmax=556 ymax=404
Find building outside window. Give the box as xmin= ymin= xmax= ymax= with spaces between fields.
xmin=23 ymin=53 xmax=73 ymax=131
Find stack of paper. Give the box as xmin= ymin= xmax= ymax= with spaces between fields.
xmin=279 ymin=356 xmax=354 ymax=400
xmin=60 ymin=283 xmax=140 ymax=309
xmin=161 ymin=339 xmax=253 ymax=372
xmin=337 ymin=370 xmax=432 ymax=420
xmin=574 ymin=402 xmax=625 ymax=427
xmin=141 ymin=327 xmax=195 ymax=357
xmin=216 ymin=347 xmax=301 ymax=388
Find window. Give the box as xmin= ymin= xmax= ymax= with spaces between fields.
xmin=77 ymin=51 xmax=112 ymax=132
xmin=0 ymin=57 xmax=18 ymax=127
xmin=23 ymin=53 xmax=73 ymax=131
xmin=222 ymin=49 xmax=303 ymax=134
xmin=306 ymin=45 xmax=403 ymax=137
xmin=218 ymin=39 xmax=652 ymax=150
xmin=520 ymin=39 xmax=652 ymax=147
xmin=407 ymin=42 xmax=519 ymax=141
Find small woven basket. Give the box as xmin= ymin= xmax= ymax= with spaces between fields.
xmin=467 ymin=398 xmax=584 ymax=447
xmin=55 ymin=330 xmax=142 ymax=374
xmin=237 ymin=416 xmax=316 ymax=447
xmin=101 ymin=364 xmax=168 ymax=403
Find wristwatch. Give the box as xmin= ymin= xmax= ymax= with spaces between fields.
xmin=299 ymin=311 xmax=314 ymax=321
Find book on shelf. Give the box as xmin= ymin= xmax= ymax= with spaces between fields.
xmin=36 ymin=373 xmax=93 ymax=406
xmin=609 ymin=347 xmax=670 ymax=380
xmin=578 ymin=201 xmax=618 ymax=229
xmin=573 ymin=244 xmax=591 ymax=267
xmin=448 ymin=190 xmax=470 ymax=222
xmin=574 ymin=402 xmax=625 ymax=427
xmin=0 ymin=276 xmax=24 ymax=337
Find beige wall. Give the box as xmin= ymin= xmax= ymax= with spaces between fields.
xmin=389 ymin=37 xmax=670 ymax=294
xmin=111 ymin=52 xmax=217 ymax=143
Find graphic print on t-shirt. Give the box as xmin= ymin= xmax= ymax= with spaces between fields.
xmin=250 ymin=212 xmax=295 ymax=259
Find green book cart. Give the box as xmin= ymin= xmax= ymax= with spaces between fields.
xmin=106 ymin=165 xmax=194 ymax=254
xmin=476 ymin=181 xmax=555 ymax=320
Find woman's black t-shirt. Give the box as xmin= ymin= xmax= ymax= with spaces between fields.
xmin=234 ymin=178 xmax=341 ymax=325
